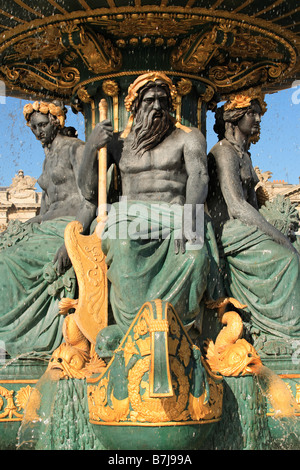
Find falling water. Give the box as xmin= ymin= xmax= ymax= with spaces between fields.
xmin=251 ymin=364 xmax=299 ymax=418
xmin=16 ymin=368 xmax=105 ymax=450
xmin=17 ymin=368 xmax=61 ymax=450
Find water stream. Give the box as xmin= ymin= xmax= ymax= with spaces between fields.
xmin=252 ymin=364 xmax=299 ymax=418
xmin=17 ymin=368 xmax=61 ymax=450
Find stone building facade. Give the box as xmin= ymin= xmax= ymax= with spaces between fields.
xmin=0 ymin=170 xmax=41 ymax=231
xmin=255 ymin=167 xmax=300 ymax=215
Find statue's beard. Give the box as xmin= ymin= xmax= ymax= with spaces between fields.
xmin=131 ymin=108 xmax=171 ymax=156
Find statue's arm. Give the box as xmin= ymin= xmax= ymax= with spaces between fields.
xmin=173 ymin=129 xmax=208 ymax=253
xmin=77 ymin=120 xmax=114 ymax=203
xmin=54 ymin=140 xmax=98 ymax=275
xmin=26 ymin=191 xmax=49 ymax=224
xmin=213 ymin=146 xmax=298 ymax=254
xmin=183 ymin=128 xmax=209 ymax=226
xmin=67 ymin=141 xmax=96 ymax=233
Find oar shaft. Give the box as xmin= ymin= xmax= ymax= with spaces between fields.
xmin=98 ymin=99 xmax=108 ymax=221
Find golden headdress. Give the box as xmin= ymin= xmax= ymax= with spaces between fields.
xmin=23 ymin=101 xmax=66 ymax=128
xmin=121 ymin=72 xmax=178 ymax=138
xmin=224 ymin=87 xmax=267 ymax=115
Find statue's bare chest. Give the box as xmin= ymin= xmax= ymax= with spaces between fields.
xmin=118 ymin=136 xmax=184 ymax=175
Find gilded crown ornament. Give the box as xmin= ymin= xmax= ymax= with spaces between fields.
xmin=224 ymin=87 xmax=267 ymax=114
xmin=23 ymin=101 xmax=66 ymax=128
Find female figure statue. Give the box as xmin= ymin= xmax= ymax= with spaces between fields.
xmin=207 ymin=89 xmax=300 ymax=355
xmin=0 ymin=101 xmax=99 ymax=358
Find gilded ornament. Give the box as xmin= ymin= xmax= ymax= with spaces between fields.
xmin=88 ymin=300 xmax=223 ymax=426
xmin=0 ymin=385 xmax=30 ymax=421
xmin=77 ymin=87 xmax=93 ymax=104
xmin=127 ymin=356 xmax=190 ymax=423
xmin=178 ymin=336 xmax=191 ymax=367
xmin=224 ymin=87 xmax=267 ymax=114
xmin=97 ymin=14 xmax=205 ymax=39
xmin=201 ymin=85 xmax=215 ymax=103
xmin=48 ymin=343 xmax=89 ymax=379
xmin=123 ymin=336 xmax=139 ymax=367
xmin=136 ymin=337 xmax=151 ymax=357
xmin=205 ymin=298 xmax=263 ymax=377
xmin=61 ymin=221 xmax=108 ymax=345
xmin=102 ymin=80 xmax=119 ymax=97
xmin=171 ymin=27 xmax=219 ymax=73
xmin=17 ymin=387 xmax=41 ymax=423
xmin=1 ymin=63 xmax=80 ymax=97
xmin=15 ymin=385 xmax=34 ymax=412
xmin=102 ymin=80 xmax=119 ymax=131
xmin=134 ymin=316 xmax=148 ymax=340
xmin=0 ymin=5 xmax=297 ymax=103
xmin=177 ymin=78 xmax=193 ymax=96
xmin=175 ymin=78 xmax=193 ymax=122
xmin=227 ymin=32 xmax=284 ymax=61
xmin=296 ymin=384 xmax=300 ymax=405
xmin=8 ymin=26 xmax=65 ymax=61
xmin=23 ymin=101 xmax=67 ymax=128
xmin=169 ymin=312 xmax=181 ymax=337
xmin=62 ymin=26 xmax=122 ymax=75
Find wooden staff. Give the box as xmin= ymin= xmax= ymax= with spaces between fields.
xmin=97 ymin=98 xmax=108 ymax=229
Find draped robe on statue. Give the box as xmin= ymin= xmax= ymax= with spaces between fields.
xmin=101 ymin=200 xmax=220 ymax=333
xmin=0 ymin=218 xmax=76 ymax=357
xmin=220 ymin=219 xmax=300 ymax=344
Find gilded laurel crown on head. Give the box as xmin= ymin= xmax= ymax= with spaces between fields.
xmin=23 ymin=101 xmax=66 ymax=128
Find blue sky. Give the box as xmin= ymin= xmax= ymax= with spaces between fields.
xmin=0 ymin=86 xmax=299 ymax=189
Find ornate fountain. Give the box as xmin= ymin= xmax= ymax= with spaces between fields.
xmin=0 ymin=1 xmax=299 ymax=450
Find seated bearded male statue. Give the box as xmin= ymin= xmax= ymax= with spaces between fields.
xmin=78 ymin=72 xmax=220 ymax=346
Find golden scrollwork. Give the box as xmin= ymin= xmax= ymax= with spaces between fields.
xmin=0 ymin=62 xmax=80 ymax=96
xmin=227 ymin=32 xmax=285 ymax=61
xmin=171 ymin=21 xmax=292 ymax=93
xmin=0 ymin=384 xmax=34 ymax=421
xmin=96 ymin=13 xmax=206 ymax=39
xmin=61 ymin=24 xmax=122 ymax=75
xmin=0 ymin=4 xmax=298 ymax=100
xmin=7 ymin=25 xmax=66 ymax=62
xmin=208 ymin=60 xmax=285 ymax=92
xmin=171 ymin=27 xmax=220 ymax=73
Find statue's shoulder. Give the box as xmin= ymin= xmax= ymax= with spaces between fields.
xmin=174 ymin=124 xmax=206 ymax=145
xmin=65 ymin=135 xmax=85 ymax=149
xmin=209 ymin=139 xmax=233 ymax=160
